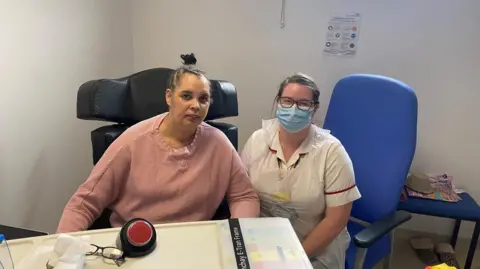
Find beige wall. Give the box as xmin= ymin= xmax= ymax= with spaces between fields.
xmin=0 ymin=0 xmax=134 ymax=233
xmin=131 ymin=0 xmax=480 ymax=238
xmin=1 ymin=0 xmax=479 ymax=237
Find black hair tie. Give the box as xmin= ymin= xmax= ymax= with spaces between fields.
xmin=180 ymin=53 xmax=197 ymax=66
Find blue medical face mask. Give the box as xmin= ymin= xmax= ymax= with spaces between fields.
xmin=276 ymin=105 xmax=312 ymax=133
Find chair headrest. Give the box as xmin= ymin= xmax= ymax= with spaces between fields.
xmin=76 ymin=68 xmax=238 ymax=124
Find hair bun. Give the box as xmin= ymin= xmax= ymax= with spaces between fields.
xmin=180 ymin=53 xmax=197 ymax=66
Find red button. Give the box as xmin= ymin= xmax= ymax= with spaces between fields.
xmin=126 ymin=221 xmax=153 ymax=246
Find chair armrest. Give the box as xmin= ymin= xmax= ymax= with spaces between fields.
xmin=353 ymin=210 xmax=411 ymax=248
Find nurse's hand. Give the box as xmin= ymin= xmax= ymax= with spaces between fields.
xmin=301 ymin=202 xmax=352 ymax=257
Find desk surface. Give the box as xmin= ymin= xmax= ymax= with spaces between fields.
xmin=398 ymin=192 xmax=480 ymax=221
xmin=9 ymin=218 xmax=313 ymax=269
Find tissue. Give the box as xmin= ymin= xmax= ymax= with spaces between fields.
xmin=47 ymin=234 xmax=91 ymax=269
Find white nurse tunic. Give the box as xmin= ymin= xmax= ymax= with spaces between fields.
xmin=240 ymin=119 xmax=361 ymax=269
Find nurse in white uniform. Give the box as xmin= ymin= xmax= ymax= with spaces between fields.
xmin=241 ymin=73 xmax=361 ymax=269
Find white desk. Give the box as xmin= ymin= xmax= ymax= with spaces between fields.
xmin=9 ymin=218 xmax=313 ymax=269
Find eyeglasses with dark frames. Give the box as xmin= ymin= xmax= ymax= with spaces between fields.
xmin=46 ymin=244 xmax=126 ymax=268
xmin=86 ymin=244 xmax=125 ymax=266
xmin=277 ymin=97 xmax=317 ymax=111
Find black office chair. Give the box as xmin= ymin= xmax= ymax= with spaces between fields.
xmin=76 ymin=67 xmax=238 ymax=230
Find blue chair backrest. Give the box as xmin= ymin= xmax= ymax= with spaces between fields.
xmin=323 ymin=74 xmax=417 ymax=222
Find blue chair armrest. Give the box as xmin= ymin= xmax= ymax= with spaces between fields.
xmin=353 ymin=210 xmax=411 ymax=248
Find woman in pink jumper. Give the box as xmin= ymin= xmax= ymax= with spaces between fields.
xmin=57 ymin=66 xmax=260 ymax=233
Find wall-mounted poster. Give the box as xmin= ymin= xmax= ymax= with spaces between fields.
xmin=323 ymin=13 xmax=361 ymax=57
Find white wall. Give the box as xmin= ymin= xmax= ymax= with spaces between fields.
xmin=1 ymin=0 xmax=478 ymax=237
xmin=132 ymin=0 xmax=480 ymax=237
xmin=0 ymin=0 xmax=133 ymax=233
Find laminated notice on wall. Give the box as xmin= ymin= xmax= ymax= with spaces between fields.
xmin=323 ymin=13 xmax=361 ymax=57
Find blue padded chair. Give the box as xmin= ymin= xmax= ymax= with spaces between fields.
xmin=323 ymin=74 xmax=418 ymax=269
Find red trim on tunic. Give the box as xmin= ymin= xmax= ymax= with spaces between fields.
xmin=325 ymin=184 xmax=357 ymax=195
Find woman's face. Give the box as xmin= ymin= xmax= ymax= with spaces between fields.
xmin=278 ymin=83 xmax=315 ymax=112
xmin=166 ymin=73 xmax=211 ymax=128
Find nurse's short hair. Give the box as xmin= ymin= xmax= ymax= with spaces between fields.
xmin=275 ymin=73 xmax=320 ymax=104
xmin=167 ymin=66 xmax=211 ymax=92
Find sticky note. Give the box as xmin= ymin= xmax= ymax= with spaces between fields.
xmin=250 ymin=251 xmax=280 ymax=262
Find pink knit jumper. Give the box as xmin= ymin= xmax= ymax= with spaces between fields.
xmin=57 ymin=113 xmax=259 ymax=233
